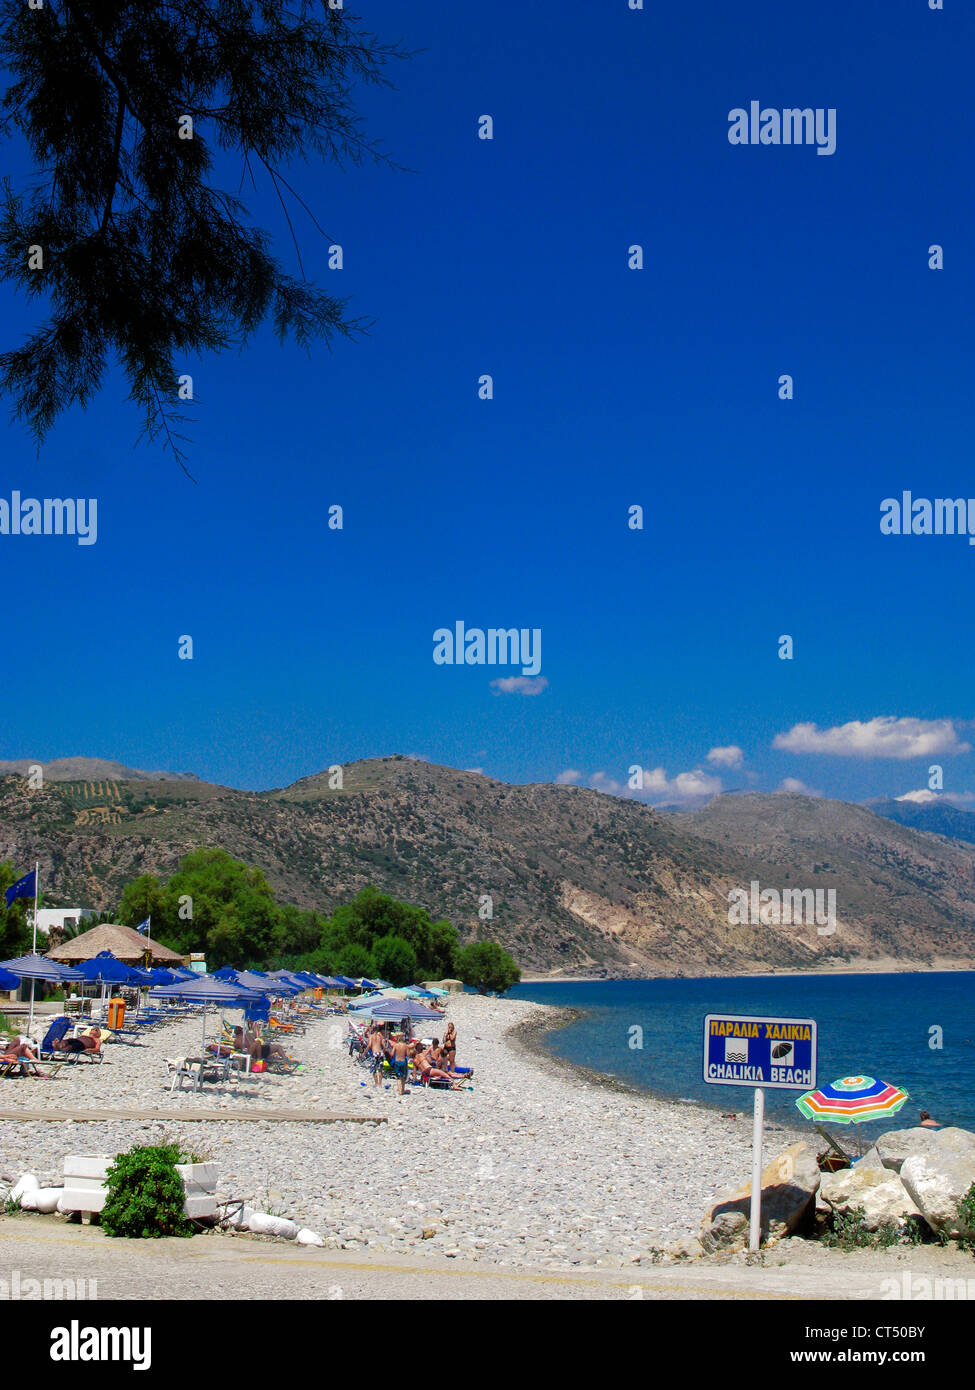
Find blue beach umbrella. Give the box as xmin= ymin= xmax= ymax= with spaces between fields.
xmin=1 ymin=952 xmax=84 ymax=1033
xmin=74 ymin=952 xmax=143 ymax=985
xmin=148 ymin=976 xmax=263 ymax=1053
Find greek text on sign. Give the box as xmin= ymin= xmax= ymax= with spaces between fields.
xmin=702 ymin=1014 xmax=817 ymax=1090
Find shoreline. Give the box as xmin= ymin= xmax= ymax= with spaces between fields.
xmin=519 ymin=960 xmax=975 ymax=984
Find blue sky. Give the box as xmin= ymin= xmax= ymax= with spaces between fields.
xmin=1 ymin=0 xmax=973 ymax=805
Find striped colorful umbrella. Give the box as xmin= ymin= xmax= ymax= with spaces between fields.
xmin=796 ymin=1074 xmax=909 ymax=1124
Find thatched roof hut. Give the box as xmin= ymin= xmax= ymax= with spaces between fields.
xmin=46 ymin=922 xmax=184 ymax=966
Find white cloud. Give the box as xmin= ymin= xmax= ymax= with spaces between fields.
xmin=490 ymin=676 xmax=548 ymax=696
xmin=777 ymin=777 xmax=823 ymax=797
xmin=707 ymin=745 xmax=744 ymax=769
xmin=895 ymin=788 xmax=975 ymax=806
xmin=554 ymin=764 xmax=721 ymax=806
xmin=772 ymin=717 xmax=970 ymax=760
xmin=637 ymin=766 xmax=724 ymax=806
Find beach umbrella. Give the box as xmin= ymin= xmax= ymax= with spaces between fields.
xmin=357 ymin=998 xmax=445 ymax=1023
xmin=148 ymin=976 xmax=263 ymax=1054
xmin=1 ymin=952 xmax=85 ymax=1032
xmin=796 ymin=1075 xmax=910 ymax=1125
xmin=74 ymin=952 xmax=143 ymax=985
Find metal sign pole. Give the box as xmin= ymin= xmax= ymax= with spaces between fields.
xmin=749 ymin=1086 xmax=765 ymax=1253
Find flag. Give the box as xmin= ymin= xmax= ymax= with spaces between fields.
xmin=136 ymin=918 xmax=151 ymax=935
xmin=4 ymin=868 xmax=36 ymax=909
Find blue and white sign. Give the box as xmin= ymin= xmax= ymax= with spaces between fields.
xmin=703 ymin=1013 xmax=817 ymax=1091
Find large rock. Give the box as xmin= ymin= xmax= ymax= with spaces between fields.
xmin=875 ymin=1127 xmax=954 ymax=1174
xmin=895 ymin=1128 xmax=973 ymax=1239
xmin=817 ymin=1155 xmax=920 ymax=1231
xmin=701 ymin=1143 xmax=820 ymax=1248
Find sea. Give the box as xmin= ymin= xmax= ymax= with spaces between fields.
xmin=510 ymin=972 xmax=975 ymax=1135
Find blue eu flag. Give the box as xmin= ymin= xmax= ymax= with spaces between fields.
xmin=4 ymin=868 xmax=36 ymax=909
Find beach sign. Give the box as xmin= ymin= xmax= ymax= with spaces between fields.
xmin=702 ymin=1013 xmax=817 ymax=1090
xmin=702 ymin=1013 xmax=818 ymax=1256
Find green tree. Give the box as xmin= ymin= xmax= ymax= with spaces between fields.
xmin=333 ymin=942 xmax=376 ymax=980
xmin=372 ymin=934 xmax=417 ymax=987
xmin=0 ymin=2 xmax=406 ymax=473
xmin=117 ymin=873 xmax=167 ymax=931
xmin=456 ymin=941 xmax=521 ymax=995
xmin=319 ymin=887 xmax=459 ymax=978
xmin=146 ymin=848 xmax=279 ymax=969
xmin=0 ymin=860 xmax=32 ymax=958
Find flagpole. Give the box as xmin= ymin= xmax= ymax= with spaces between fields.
xmin=29 ymin=859 xmax=39 ymax=1034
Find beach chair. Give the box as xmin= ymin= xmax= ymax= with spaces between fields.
xmin=37 ymin=1016 xmax=73 ymax=1060
xmin=814 ymin=1123 xmax=852 ymax=1170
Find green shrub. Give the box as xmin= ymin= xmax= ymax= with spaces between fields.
xmin=101 ymin=1143 xmax=194 ymax=1239
xmin=957 ymin=1182 xmax=975 ymax=1254
xmin=821 ymin=1205 xmax=913 ymax=1250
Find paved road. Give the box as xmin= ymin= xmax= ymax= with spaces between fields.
xmin=0 ymin=1216 xmax=962 ymax=1301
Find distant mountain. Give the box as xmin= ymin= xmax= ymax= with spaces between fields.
xmin=0 ymin=758 xmax=202 ymax=783
xmin=1 ymin=758 xmax=974 ymax=974
xmin=868 ymin=797 xmax=975 ymax=848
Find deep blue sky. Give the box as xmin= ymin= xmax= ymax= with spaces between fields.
xmin=1 ymin=0 xmax=972 ymax=804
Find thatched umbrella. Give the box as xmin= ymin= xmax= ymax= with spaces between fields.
xmin=46 ymin=922 xmax=184 ymax=966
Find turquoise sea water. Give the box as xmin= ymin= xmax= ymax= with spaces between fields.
xmin=510 ymin=974 xmax=975 ymax=1134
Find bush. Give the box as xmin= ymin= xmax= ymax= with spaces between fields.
xmin=820 ymin=1205 xmax=917 ymax=1250
xmin=957 ymin=1182 xmax=975 ymax=1254
xmin=456 ymin=941 xmax=520 ymax=995
xmin=101 ymin=1143 xmax=194 ymax=1239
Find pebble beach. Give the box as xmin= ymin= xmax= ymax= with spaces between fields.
xmin=0 ymin=995 xmax=808 ymax=1270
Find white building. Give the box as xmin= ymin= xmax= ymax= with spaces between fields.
xmin=32 ymin=907 xmax=97 ymax=937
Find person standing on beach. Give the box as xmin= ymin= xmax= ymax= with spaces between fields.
xmin=443 ymin=1022 xmax=457 ymax=1070
xmin=390 ymin=1033 xmax=410 ymax=1096
xmin=368 ymin=1022 xmax=386 ymax=1086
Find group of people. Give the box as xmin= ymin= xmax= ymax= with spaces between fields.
xmin=362 ymin=1018 xmax=467 ymax=1095
xmin=0 ymin=1025 xmax=102 ymax=1077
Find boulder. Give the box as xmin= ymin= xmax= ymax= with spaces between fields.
xmin=901 ymin=1155 xmax=975 ymax=1239
xmin=699 ymin=1210 xmax=749 ymax=1254
xmin=702 ymin=1143 xmax=820 ymax=1247
xmin=817 ymin=1159 xmax=920 ymax=1231
xmin=875 ymin=1127 xmax=957 ymax=1174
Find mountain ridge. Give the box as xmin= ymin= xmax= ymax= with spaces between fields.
xmin=1 ymin=755 xmax=973 ymax=975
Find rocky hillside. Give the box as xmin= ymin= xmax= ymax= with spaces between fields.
xmin=1 ymin=759 xmax=974 ymax=975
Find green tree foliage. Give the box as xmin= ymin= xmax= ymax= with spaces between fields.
xmin=333 ymin=942 xmax=376 ymax=980
xmin=117 ymin=848 xmax=286 ymax=969
xmin=115 ymin=857 xmax=460 ymax=979
xmin=314 ymin=886 xmax=458 ymax=980
xmin=0 ymin=860 xmax=32 ymax=958
xmin=456 ymin=941 xmax=521 ymax=995
xmin=0 ymin=1 xmax=406 ymax=473
xmin=372 ymin=934 xmax=418 ymax=987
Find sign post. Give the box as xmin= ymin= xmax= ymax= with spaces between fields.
xmin=702 ymin=1013 xmax=817 ymax=1253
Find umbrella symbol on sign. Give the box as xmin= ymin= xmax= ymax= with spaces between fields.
xmin=772 ymin=1041 xmax=795 ymax=1066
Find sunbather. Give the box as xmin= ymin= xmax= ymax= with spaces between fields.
xmin=53 ymin=1026 xmax=102 ymax=1058
xmin=413 ymin=1044 xmax=465 ymax=1088
xmin=242 ymin=1026 xmax=291 ymax=1065
xmin=1 ymin=1037 xmax=49 ymax=1077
